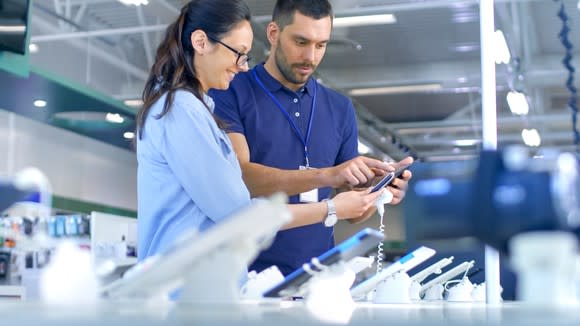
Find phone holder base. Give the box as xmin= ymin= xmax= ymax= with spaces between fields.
xmin=423 ymin=283 xmax=444 ymax=301
xmin=445 ymin=277 xmax=474 ymax=302
xmin=302 ymin=260 xmax=356 ymax=324
xmin=409 ymin=280 xmax=422 ymax=301
xmin=373 ymin=270 xmax=412 ymax=304
xmin=241 ymin=265 xmax=285 ymax=300
xmin=179 ymin=239 xmax=257 ymax=305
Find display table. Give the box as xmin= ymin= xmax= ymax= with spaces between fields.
xmin=1 ymin=300 xmax=579 ymax=325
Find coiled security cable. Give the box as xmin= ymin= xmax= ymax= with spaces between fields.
xmin=554 ymin=0 xmax=579 ymax=153
xmin=376 ymin=213 xmax=385 ymax=274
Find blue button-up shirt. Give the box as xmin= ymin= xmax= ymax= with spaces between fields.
xmin=210 ymin=64 xmax=359 ymax=275
xmin=137 ymin=90 xmax=251 ymax=260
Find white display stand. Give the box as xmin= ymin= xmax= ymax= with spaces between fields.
xmin=102 ymin=194 xmax=291 ymax=304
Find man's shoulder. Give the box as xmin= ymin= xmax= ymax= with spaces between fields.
xmin=226 ymin=70 xmax=256 ymax=92
xmin=316 ymin=82 xmax=350 ymax=104
xmin=315 ymin=81 xmax=353 ymax=113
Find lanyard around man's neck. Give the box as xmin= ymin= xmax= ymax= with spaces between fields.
xmin=252 ymin=68 xmax=317 ymax=167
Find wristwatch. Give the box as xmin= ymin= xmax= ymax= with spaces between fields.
xmin=322 ymin=198 xmax=338 ymax=227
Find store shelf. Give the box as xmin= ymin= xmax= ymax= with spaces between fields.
xmin=0 ymin=285 xmax=24 ymax=300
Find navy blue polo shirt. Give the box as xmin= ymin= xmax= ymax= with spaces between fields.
xmin=210 ymin=63 xmax=358 ymax=275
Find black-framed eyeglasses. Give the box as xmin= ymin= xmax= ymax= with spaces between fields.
xmin=207 ymin=35 xmax=251 ymax=67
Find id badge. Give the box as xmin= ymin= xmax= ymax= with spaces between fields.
xmin=299 ymin=165 xmax=319 ymax=203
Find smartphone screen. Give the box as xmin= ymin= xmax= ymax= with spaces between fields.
xmin=370 ymin=172 xmax=395 ymax=193
xmin=370 ymin=164 xmax=410 ymax=193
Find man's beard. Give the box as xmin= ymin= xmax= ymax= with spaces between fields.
xmin=274 ymin=42 xmax=316 ymax=86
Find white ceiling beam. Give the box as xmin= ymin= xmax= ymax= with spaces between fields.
xmin=65 ymin=0 xmax=72 ymax=20
xmin=445 ymin=97 xmax=482 ymax=120
xmin=156 ymin=0 xmax=179 ymax=15
xmin=253 ymin=0 xmax=544 ymax=24
xmin=393 ymin=113 xmax=574 ymax=132
xmin=53 ymin=0 xmax=67 ymax=30
xmin=31 ymin=24 xmax=168 ymax=42
xmin=405 ymin=130 xmax=573 ymax=147
xmin=73 ymin=3 xmax=88 ymax=24
xmin=322 ymin=54 xmax=572 ymax=91
xmin=136 ymin=6 xmax=154 ymax=69
xmin=32 ymin=17 xmax=149 ymax=80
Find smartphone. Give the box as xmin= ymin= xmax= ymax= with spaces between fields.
xmin=370 ymin=165 xmax=410 ymax=193
xmin=263 ymin=228 xmax=384 ymax=298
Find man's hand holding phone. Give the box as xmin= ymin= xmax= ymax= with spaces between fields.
xmin=371 ymin=156 xmax=413 ymax=205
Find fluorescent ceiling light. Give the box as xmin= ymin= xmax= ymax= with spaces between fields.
xmin=33 ymin=100 xmax=47 ymax=108
xmin=506 ymin=91 xmax=529 ymax=115
xmin=578 ymin=0 xmax=580 ymax=9
xmin=334 ymin=14 xmax=396 ymax=28
xmin=494 ymin=30 xmax=511 ymax=64
xmin=117 ymin=0 xmax=148 ymax=6
xmin=522 ymin=129 xmax=541 ymax=147
xmin=0 ymin=25 xmax=26 ymax=33
xmin=123 ymin=99 xmax=144 ymax=107
xmin=451 ymin=43 xmax=479 ymax=53
xmin=349 ymin=83 xmax=442 ymax=96
xmin=453 ymin=139 xmax=480 ymax=147
xmin=106 ymin=113 xmax=125 ymax=124
xmin=452 ymin=13 xmax=478 ymax=23
xmin=123 ymin=132 xmax=135 ymax=140
xmin=451 ymin=5 xmax=478 ymax=23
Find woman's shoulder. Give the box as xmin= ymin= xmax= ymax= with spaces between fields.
xmin=172 ymin=89 xmax=202 ymax=105
xmin=151 ymin=90 xmax=205 ymax=113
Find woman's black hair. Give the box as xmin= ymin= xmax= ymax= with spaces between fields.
xmin=136 ymin=0 xmax=251 ymax=139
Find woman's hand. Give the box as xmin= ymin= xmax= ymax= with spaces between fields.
xmin=332 ymin=187 xmax=384 ymax=220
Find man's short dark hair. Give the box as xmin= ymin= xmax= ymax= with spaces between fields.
xmin=272 ymin=0 xmax=333 ymax=30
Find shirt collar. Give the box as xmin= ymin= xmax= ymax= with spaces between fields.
xmin=203 ymin=93 xmax=215 ymax=113
xmin=254 ymin=63 xmax=315 ymax=96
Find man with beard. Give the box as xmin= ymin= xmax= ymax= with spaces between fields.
xmin=210 ymin=0 xmax=413 ymax=276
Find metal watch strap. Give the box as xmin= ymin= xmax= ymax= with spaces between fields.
xmin=322 ymin=198 xmax=337 ymax=227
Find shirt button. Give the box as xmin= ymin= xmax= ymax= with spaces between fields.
xmin=295 ymin=112 xmax=300 ymax=117
xmin=293 ymin=98 xmax=298 ymax=103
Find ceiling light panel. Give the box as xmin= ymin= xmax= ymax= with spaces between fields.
xmin=334 ymin=14 xmax=397 ymax=28
xmin=349 ymin=83 xmax=442 ymax=96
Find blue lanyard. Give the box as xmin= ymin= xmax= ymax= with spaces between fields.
xmin=252 ymin=69 xmax=317 ymax=167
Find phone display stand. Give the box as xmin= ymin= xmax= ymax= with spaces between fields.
xmin=240 ymin=266 xmax=285 ymax=300
xmin=346 ymin=256 xmax=374 ymax=274
xmin=179 ymin=237 xmax=259 ymax=304
xmin=409 ymin=280 xmax=422 ymax=301
xmin=445 ymin=277 xmax=475 ymax=302
xmin=420 ymin=260 xmax=475 ymax=301
xmin=471 ymin=282 xmax=487 ymax=302
xmin=409 ymin=256 xmax=454 ymax=301
xmin=372 ymin=270 xmax=412 ymax=304
xmin=301 ymin=259 xmax=356 ymax=312
xmin=103 ymin=194 xmax=292 ymax=304
xmin=423 ymin=283 xmax=444 ymax=301
xmin=350 ymin=246 xmax=436 ymax=300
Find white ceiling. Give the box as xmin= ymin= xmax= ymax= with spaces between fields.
xmin=29 ymin=0 xmax=580 ymax=161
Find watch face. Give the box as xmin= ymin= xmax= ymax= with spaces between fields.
xmin=324 ymin=214 xmax=337 ymax=227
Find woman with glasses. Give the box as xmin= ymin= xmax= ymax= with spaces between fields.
xmin=136 ymin=0 xmax=384 ymax=262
